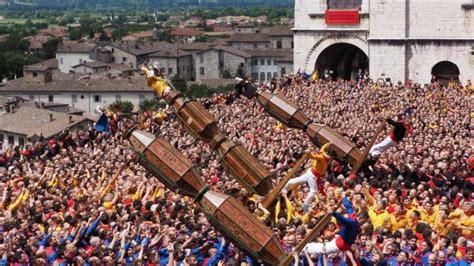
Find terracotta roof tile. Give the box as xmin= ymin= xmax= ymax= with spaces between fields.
xmin=227 ymin=33 xmax=270 ymax=43
xmin=0 ymin=106 xmax=94 ymax=138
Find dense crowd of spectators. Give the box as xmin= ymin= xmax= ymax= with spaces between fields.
xmin=0 ymin=74 xmax=472 ymax=265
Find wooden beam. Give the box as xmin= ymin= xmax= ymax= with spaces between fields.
xmin=280 ymin=213 xmax=333 ymax=266
xmin=349 ymin=121 xmax=386 ymax=176
xmin=262 ymin=153 xmax=309 ymax=209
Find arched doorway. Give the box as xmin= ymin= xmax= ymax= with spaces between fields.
xmin=315 ymin=43 xmax=368 ymax=80
xmin=431 ymin=61 xmax=460 ymax=84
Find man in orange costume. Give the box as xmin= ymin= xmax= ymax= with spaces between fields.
xmin=283 ymin=143 xmax=335 ymax=213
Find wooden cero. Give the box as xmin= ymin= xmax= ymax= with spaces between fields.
xmin=127 ymin=129 xmax=285 ymax=264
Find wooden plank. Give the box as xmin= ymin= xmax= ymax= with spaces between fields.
xmin=262 ymin=153 xmax=309 ymax=209
xmin=280 ymin=213 xmax=333 ymax=266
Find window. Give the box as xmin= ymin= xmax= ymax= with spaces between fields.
xmin=122 ymin=57 xmax=127 ymax=62
xmin=291 ymin=41 xmax=294 ymax=49
xmin=253 ymin=44 xmax=257 ymax=49
xmin=60 ymin=58 xmax=63 ymax=65
xmin=8 ymin=136 xmax=14 ymax=145
xmin=260 ymin=72 xmax=265 ymax=81
xmin=267 ymin=72 xmax=272 ymax=80
xmin=281 ymin=67 xmax=286 ymax=75
xmin=273 ymin=72 xmax=278 ymax=78
xmin=71 ymin=94 xmax=77 ymax=103
xmin=267 ymin=59 xmax=272 ymax=65
xmin=79 ymin=58 xmax=83 ymax=64
xmin=260 ymin=59 xmax=265 ymax=65
xmin=240 ymin=63 xmax=244 ymax=68
xmin=200 ymin=55 xmax=204 ymax=63
xmin=253 ymin=59 xmax=258 ymax=66
xmin=33 ymin=72 xmax=38 ymax=77
xmin=94 ymin=95 xmax=101 ymax=103
xmin=48 ymin=95 xmax=54 ymax=102
xmin=139 ymin=94 xmax=145 ymax=104
xmin=273 ymin=60 xmax=277 ymax=65
xmin=29 ymin=95 xmax=35 ymax=101
xmin=252 ymin=73 xmax=258 ymax=80
xmin=19 ymin=137 xmax=24 ymax=146
xmin=327 ymin=0 xmax=362 ymax=9
xmin=168 ymin=68 xmax=173 ymax=74
xmin=0 ymin=134 xmax=3 ymax=147
xmin=200 ymin=67 xmax=205 ymax=75
xmin=277 ymin=40 xmax=282 ymax=49
xmin=115 ymin=94 xmax=122 ymax=102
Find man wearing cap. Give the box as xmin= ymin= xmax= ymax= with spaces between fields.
xmin=283 ymin=143 xmax=335 ymax=213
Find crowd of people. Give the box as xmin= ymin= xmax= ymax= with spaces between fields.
xmin=0 ymin=73 xmax=472 ymax=265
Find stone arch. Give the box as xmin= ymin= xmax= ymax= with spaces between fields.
xmin=304 ymin=34 xmax=369 ymax=72
xmin=431 ymin=61 xmax=460 ymax=82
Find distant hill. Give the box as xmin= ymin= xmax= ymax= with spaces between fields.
xmin=8 ymin=0 xmax=293 ymax=9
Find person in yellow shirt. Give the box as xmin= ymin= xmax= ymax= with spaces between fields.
xmin=367 ymin=199 xmax=391 ymax=230
xmin=103 ymin=189 xmax=120 ymax=211
xmin=449 ymin=201 xmax=473 ymax=238
xmin=420 ymin=200 xmax=439 ymax=225
xmin=142 ymin=63 xmax=172 ymax=98
xmin=434 ymin=208 xmax=456 ymax=237
xmin=390 ymin=203 xmax=409 ymax=231
xmin=283 ymin=143 xmax=335 ymax=213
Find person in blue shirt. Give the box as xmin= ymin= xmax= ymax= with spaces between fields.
xmin=304 ymin=198 xmax=368 ymax=256
xmin=204 ymin=237 xmax=229 ymax=266
xmin=458 ymin=246 xmax=473 ymax=266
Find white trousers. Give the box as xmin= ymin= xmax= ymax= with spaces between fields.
xmin=369 ymin=136 xmax=397 ymax=157
xmin=304 ymin=238 xmax=340 ymax=255
xmin=285 ymin=168 xmax=318 ymax=207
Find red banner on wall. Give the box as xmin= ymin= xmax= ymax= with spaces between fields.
xmin=325 ymin=10 xmax=360 ymax=25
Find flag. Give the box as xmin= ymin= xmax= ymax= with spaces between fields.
xmin=95 ymin=113 xmax=109 ymax=132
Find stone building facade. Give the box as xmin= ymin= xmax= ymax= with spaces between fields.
xmin=294 ymin=0 xmax=474 ymax=84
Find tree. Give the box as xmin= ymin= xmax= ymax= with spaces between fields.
xmin=68 ymin=27 xmax=82 ymax=41
xmin=139 ymin=99 xmax=164 ymax=111
xmin=109 ymin=101 xmax=134 ymax=114
xmin=42 ymin=38 xmax=60 ymax=60
xmin=98 ymin=31 xmax=111 ymax=42
xmin=236 ymin=66 xmax=246 ymax=79
xmin=112 ymin=28 xmax=127 ymax=41
xmin=170 ymin=75 xmax=187 ymax=92
xmin=221 ymin=69 xmax=232 ymax=79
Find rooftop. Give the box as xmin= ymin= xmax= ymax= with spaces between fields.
xmin=57 ymin=42 xmax=97 ymax=53
xmin=24 ymin=64 xmax=51 ymax=72
xmin=0 ymin=75 xmax=151 ymax=93
xmin=28 ymin=58 xmax=59 ymax=70
xmin=128 ymin=30 xmax=155 ymax=39
xmin=106 ymin=41 xmax=175 ymax=56
xmin=0 ymin=106 xmax=94 ymax=138
xmin=72 ymin=61 xmax=110 ymax=69
xmin=227 ymin=33 xmax=270 ymax=43
xmin=170 ymin=28 xmax=203 ymax=37
xmin=148 ymin=48 xmax=191 ymax=58
xmin=262 ymin=26 xmax=293 ymax=36
xmin=38 ymin=26 xmax=68 ymax=38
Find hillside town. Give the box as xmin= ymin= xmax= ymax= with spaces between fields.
xmin=0 ymin=1 xmax=473 ymax=265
